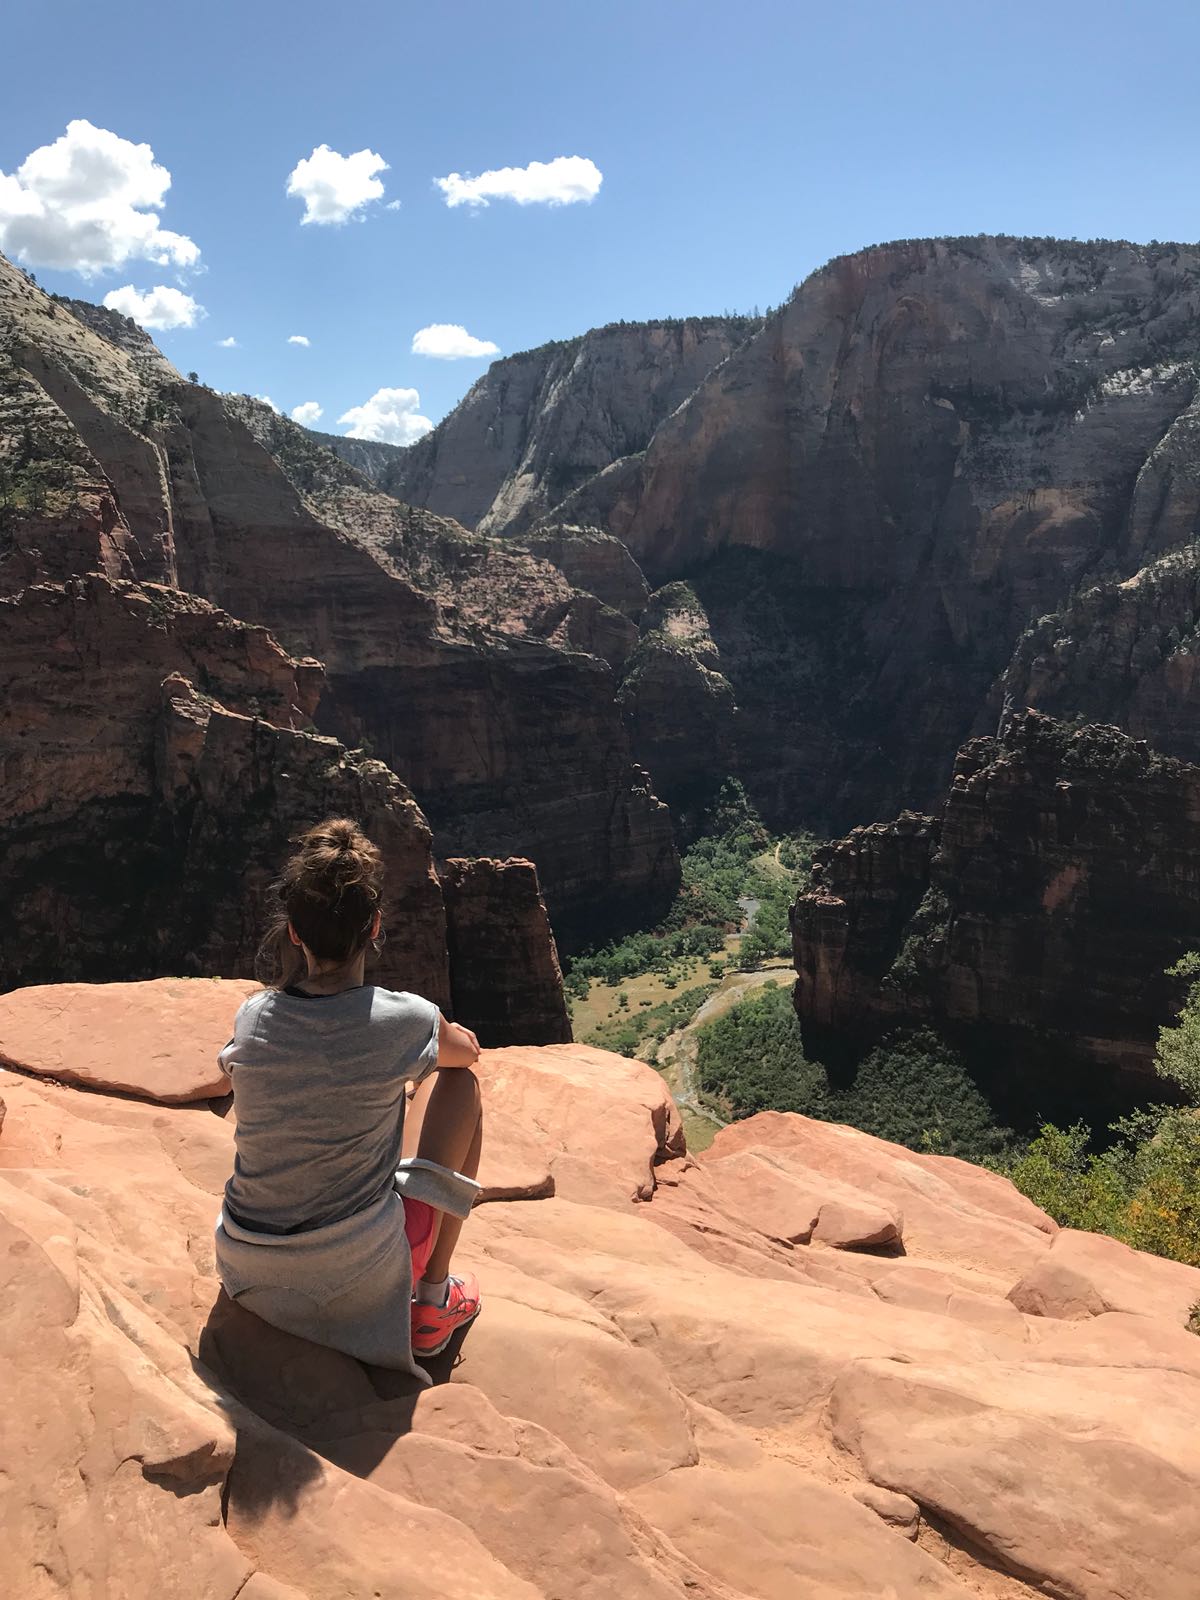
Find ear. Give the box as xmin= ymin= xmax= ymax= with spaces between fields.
xmin=287 ymin=922 xmax=303 ymax=947
xmin=370 ymin=909 xmax=382 ymax=939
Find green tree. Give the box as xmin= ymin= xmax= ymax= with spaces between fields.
xmin=1006 ymin=951 xmax=1200 ymax=1275
xmin=1156 ymin=952 xmax=1200 ymax=1101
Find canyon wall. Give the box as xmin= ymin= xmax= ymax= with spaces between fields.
xmin=0 ymin=254 xmax=678 ymax=964
xmin=0 ymin=574 xmax=449 ymax=1000
xmin=320 ymin=316 xmax=760 ymax=535
xmin=999 ymin=539 xmax=1200 ymax=765
xmin=792 ymin=710 xmax=1200 ymax=1122
xmin=513 ymin=239 xmax=1200 ymax=828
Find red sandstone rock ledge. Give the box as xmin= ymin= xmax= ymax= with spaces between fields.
xmin=2 ymin=979 xmax=1199 ymax=1600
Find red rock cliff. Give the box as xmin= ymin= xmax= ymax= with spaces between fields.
xmin=0 ymin=253 xmax=679 ymax=949
xmin=439 ymin=857 xmax=572 ymax=1046
xmin=792 ymin=710 xmax=1200 ymax=1121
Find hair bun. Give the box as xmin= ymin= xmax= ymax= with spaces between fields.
xmin=323 ymin=818 xmax=360 ymax=852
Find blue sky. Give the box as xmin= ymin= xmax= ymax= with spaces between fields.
xmin=3 ymin=0 xmax=1198 ymax=437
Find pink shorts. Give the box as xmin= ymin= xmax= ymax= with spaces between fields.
xmin=404 ymin=1196 xmax=437 ymax=1282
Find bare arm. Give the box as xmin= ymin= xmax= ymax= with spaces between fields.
xmin=437 ymin=1012 xmax=481 ymax=1068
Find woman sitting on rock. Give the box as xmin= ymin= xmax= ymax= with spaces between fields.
xmin=214 ymin=817 xmax=483 ymax=1376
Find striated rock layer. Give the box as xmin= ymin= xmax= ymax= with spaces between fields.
xmin=0 ymin=573 xmax=450 ymax=1000
xmin=544 ymin=238 xmax=1200 ymax=826
xmin=792 ymin=709 xmax=1200 ymax=1120
xmin=317 ymin=317 xmax=762 ymax=535
xmin=3 ymin=981 xmax=1200 ymax=1600
xmin=0 ymin=252 xmax=678 ymax=953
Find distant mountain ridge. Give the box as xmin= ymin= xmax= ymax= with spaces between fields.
xmin=313 ymin=315 xmax=763 ymax=533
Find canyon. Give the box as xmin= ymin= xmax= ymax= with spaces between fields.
xmin=383 ymin=236 xmax=1200 ymax=834
xmin=0 ymin=251 xmax=677 ymax=1013
xmin=9 ymin=234 xmax=1200 ymax=1084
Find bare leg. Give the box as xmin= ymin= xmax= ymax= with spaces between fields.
xmin=401 ymin=1068 xmax=483 ymax=1283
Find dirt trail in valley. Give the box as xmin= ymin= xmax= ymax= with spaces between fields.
xmin=655 ymin=961 xmax=793 ymax=1145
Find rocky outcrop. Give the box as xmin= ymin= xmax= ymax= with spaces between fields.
xmin=516 ymin=523 xmax=650 ymax=617
xmin=999 ymin=540 xmax=1200 ymax=764
xmin=792 ymin=710 xmax=1200 ymax=1120
xmin=4 ymin=986 xmax=1200 ymax=1600
xmin=618 ymin=582 xmax=739 ymax=825
xmin=1 ymin=257 xmax=679 ymax=947
xmin=439 ymin=858 xmax=572 ymax=1046
xmin=0 ymin=977 xmax=257 ymax=1102
xmin=0 ymin=574 xmax=450 ymax=1001
xmin=345 ymin=317 xmax=762 ymax=535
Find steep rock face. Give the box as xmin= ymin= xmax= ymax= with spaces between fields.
xmin=0 ymin=575 xmax=448 ymax=1001
xmin=792 ymin=710 xmax=1200 ymax=1120
xmin=0 ymin=263 xmax=679 ymax=946
xmin=999 ymin=540 xmax=1200 ymax=763
xmin=618 ymin=582 xmax=739 ymax=825
xmin=440 ymin=858 xmax=572 ymax=1046
xmin=517 ymin=523 xmax=650 ymax=617
xmin=163 ymin=390 xmax=678 ymax=946
xmin=5 ymin=996 xmax=1200 ymax=1600
xmin=344 ymin=318 xmax=761 ymax=535
xmin=0 ymin=255 xmax=176 ymax=593
xmin=553 ymin=238 xmax=1200 ymax=825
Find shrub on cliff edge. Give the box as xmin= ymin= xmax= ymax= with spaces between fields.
xmin=1006 ymin=951 xmax=1200 ymax=1271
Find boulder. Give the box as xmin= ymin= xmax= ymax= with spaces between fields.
xmin=1009 ymin=1225 xmax=1200 ymax=1327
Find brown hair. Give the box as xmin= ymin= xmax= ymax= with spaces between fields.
xmin=257 ymin=817 xmax=384 ymax=986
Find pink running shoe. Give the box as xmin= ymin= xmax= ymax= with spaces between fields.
xmin=411 ymin=1273 xmax=482 ymax=1356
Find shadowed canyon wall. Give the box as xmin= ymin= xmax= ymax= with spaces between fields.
xmin=387 ymin=237 xmax=1200 ymax=833
xmin=0 ymin=253 xmax=678 ymax=982
xmin=792 ymin=710 xmax=1200 ymax=1123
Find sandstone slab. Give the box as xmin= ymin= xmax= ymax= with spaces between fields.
xmin=1009 ymin=1225 xmax=1200 ymax=1326
xmin=3 ymin=994 xmax=1199 ymax=1600
xmin=0 ymin=977 xmax=256 ymax=1102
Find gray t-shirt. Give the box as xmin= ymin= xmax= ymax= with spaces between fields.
xmin=219 ymin=984 xmax=441 ymax=1233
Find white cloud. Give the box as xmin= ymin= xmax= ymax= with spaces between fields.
xmin=102 ymin=283 xmax=204 ymax=330
xmin=435 ymin=155 xmax=602 ymax=210
xmin=291 ymin=400 xmax=324 ymax=426
xmin=252 ymin=394 xmax=280 ymax=412
xmin=287 ymin=334 xmax=310 ymax=346
xmin=385 ymin=200 xmax=402 ymax=211
xmin=217 ymin=335 xmax=238 ymax=348
xmin=411 ymin=322 xmax=500 ymax=360
xmin=0 ymin=119 xmax=200 ymax=275
xmin=286 ymin=144 xmax=388 ymax=225
xmin=337 ymin=386 xmax=432 ymax=444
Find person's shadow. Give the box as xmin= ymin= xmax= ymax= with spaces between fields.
xmin=194 ymin=1287 xmax=475 ymax=1511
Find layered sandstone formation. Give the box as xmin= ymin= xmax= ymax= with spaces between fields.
xmin=440 ymin=858 xmax=572 ymax=1046
xmin=1000 ymin=540 xmax=1200 ymax=764
xmin=3 ymin=981 xmax=1200 ymax=1600
xmin=0 ymin=251 xmax=678 ymax=957
xmin=381 ymin=237 xmax=1200 ymax=830
xmin=318 ymin=317 xmax=761 ymax=535
xmin=0 ymin=573 xmax=450 ymax=1000
xmin=793 ymin=710 xmax=1200 ymax=1119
